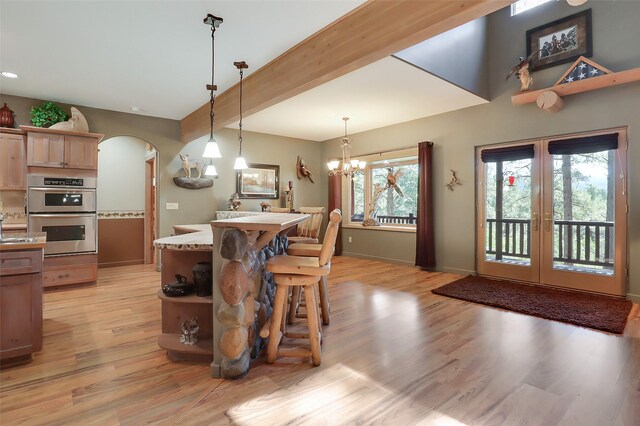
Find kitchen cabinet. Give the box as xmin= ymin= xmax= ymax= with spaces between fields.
xmin=22 ymin=126 xmax=103 ymax=170
xmin=43 ymin=253 xmax=98 ymax=288
xmin=154 ymin=226 xmax=214 ymax=362
xmin=157 ymin=249 xmax=213 ymax=362
xmin=0 ymin=129 xmax=27 ymax=190
xmin=0 ymin=245 xmax=44 ymax=367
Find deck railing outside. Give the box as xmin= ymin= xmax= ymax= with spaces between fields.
xmin=485 ymin=218 xmax=614 ymax=269
xmin=376 ymin=213 xmax=416 ymax=225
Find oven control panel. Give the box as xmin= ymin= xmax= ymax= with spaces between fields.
xmin=43 ymin=177 xmax=84 ymax=187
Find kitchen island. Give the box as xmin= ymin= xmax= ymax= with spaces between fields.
xmin=154 ymin=213 xmax=308 ymax=378
xmin=0 ymin=232 xmax=47 ymax=367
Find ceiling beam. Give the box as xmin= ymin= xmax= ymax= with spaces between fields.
xmin=180 ymin=0 xmax=514 ymax=143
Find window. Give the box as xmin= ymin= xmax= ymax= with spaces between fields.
xmin=511 ymin=0 xmax=553 ymax=16
xmin=348 ymin=152 xmax=418 ymax=230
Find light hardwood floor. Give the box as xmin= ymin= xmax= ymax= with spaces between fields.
xmin=1 ymin=257 xmax=638 ymax=425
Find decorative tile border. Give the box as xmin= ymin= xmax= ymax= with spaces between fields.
xmin=98 ymin=211 xmax=145 ymax=219
xmin=0 ymin=211 xmax=26 ymax=223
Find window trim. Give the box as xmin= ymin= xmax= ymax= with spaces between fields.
xmin=510 ymin=0 xmax=553 ymax=16
xmin=344 ymin=149 xmax=418 ymax=232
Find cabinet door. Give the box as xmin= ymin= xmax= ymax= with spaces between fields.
xmin=1 ymin=134 xmax=26 ymax=190
xmin=65 ymin=135 xmax=98 ymax=170
xmin=27 ymin=132 xmax=65 ymax=168
xmin=0 ymin=274 xmax=36 ymax=358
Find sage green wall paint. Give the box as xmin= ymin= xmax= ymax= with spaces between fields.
xmin=0 ymin=94 xmax=325 ymax=239
xmin=97 ymin=136 xmax=147 ymax=212
xmin=324 ymin=1 xmax=640 ymax=299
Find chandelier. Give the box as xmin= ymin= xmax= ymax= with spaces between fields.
xmin=327 ymin=117 xmax=366 ymax=177
xmin=202 ymin=13 xmax=223 ymax=177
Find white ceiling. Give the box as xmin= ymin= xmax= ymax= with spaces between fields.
xmin=1 ymin=0 xmax=488 ymax=142
xmin=231 ymin=57 xmax=487 ymax=141
xmin=0 ymin=0 xmax=364 ymax=119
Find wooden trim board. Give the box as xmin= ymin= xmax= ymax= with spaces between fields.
xmin=512 ymin=66 xmax=640 ymax=105
xmin=180 ymin=0 xmax=515 ymax=143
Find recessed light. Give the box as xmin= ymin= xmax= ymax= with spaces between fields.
xmin=1 ymin=71 xmax=19 ymax=79
xmin=129 ymin=106 xmax=141 ymax=112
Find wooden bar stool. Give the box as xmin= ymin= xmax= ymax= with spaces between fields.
xmin=264 ymin=210 xmax=342 ymax=366
xmin=286 ymin=243 xmax=332 ymax=326
xmin=288 ymin=207 xmax=325 ymax=244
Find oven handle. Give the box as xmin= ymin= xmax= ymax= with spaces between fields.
xmin=29 ymin=213 xmax=96 ymax=218
xmin=29 ymin=187 xmax=95 ymax=193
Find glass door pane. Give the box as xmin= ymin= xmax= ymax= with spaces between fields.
xmin=551 ymin=151 xmax=615 ymax=275
xmin=484 ymin=158 xmax=533 ymax=265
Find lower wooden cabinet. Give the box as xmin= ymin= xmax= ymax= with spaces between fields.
xmin=0 ymin=248 xmax=44 ymax=366
xmin=43 ymin=254 xmax=98 ymax=288
xmin=157 ymin=249 xmax=213 ymax=362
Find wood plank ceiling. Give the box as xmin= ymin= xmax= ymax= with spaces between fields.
xmin=180 ymin=0 xmax=515 ymax=143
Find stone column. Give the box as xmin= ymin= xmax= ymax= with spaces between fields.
xmin=212 ymin=227 xmax=287 ymax=379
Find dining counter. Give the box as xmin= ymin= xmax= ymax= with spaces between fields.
xmin=153 ymin=213 xmax=309 ymax=378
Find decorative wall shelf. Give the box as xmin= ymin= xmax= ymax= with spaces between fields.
xmin=511 ymin=56 xmax=640 ymax=112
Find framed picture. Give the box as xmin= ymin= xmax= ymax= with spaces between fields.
xmin=236 ymin=163 xmax=280 ymax=199
xmin=526 ymin=9 xmax=592 ymax=71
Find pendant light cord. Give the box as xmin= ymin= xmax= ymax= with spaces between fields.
xmin=209 ymin=25 xmax=216 ymax=139
xmin=238 ymin=68 xmax=244 ymax=155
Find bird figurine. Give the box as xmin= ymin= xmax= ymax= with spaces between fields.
xmin=445 ymin=170 xmax=462 ymax=191
xmin=386 ymin=168 xmax=404 ymax=197
xmin=506 ymin=50 xmax=539 ymax=91
xmin=296 ymin=155 xmax=314 ymax=183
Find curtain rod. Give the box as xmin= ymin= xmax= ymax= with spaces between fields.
xmin=353 ymin=141 xmax=432 ymax=158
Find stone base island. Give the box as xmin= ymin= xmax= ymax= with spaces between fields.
xmin=154 ymin=213 xmax=308 ymax=379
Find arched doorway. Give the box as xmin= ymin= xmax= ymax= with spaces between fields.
xmin=97 ymin=136 xmax=159 ymax=268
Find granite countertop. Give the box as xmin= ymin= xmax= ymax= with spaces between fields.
xmin=155 ymin=212 xmax=301 ymax=251
xmin=154 ymin=225 xmax=213 ymax=250
xmin=0 ymin=232 xmax=47 ymax=251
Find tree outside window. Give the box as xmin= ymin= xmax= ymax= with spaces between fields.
xmin=349 ymin=157 xmax=418 ymax=228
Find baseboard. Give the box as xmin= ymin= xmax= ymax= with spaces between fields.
xmin=627 ymin=293 xmax=640 ymax=303
xmin=341 ymin=252 xmax=414 ymax=266
xmin=341 ymin=252 xmax=476 ymax=276
xmin=434 ymin=266 xmax=476 ymax=276
xmin=98 ymin=260 xmax=144 ymax=269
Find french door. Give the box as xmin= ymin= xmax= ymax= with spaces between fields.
xmin=476 ymin=128 xmax=627 ymax=296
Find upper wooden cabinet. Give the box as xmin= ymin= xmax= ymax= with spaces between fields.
xmin=0 ymin=129 xmax=27 ymax=190
xmin=22 ymin=126 xmax=103 ymax=170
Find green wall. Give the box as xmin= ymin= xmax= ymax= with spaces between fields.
xmin=323 ymin=1 xmax=640 ymax=301
xmin=0 ymin=94 xmax=325 ymax=238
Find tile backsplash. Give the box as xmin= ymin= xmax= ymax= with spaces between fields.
xmin=0 ymin=190 xmax=27 ymax=223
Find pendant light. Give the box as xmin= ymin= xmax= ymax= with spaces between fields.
xmin=233 ymin=61 xmax=249 ymax=170
xmin=203 ymin=14 xmax=223 ymax=177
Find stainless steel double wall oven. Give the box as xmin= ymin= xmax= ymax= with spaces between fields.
xmin=27 ymin=175 xmax=97 ymax=256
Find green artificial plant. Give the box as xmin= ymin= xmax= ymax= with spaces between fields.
xmin=30 ymin=102 xmax=68 ymax=127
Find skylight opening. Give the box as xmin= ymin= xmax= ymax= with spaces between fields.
xmin=511 ymin=0 xmax=554 ymax=16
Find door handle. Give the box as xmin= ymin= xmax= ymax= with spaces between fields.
xmin=531 ymin=213 xmax=538 ymax=231
xmin=544 ymin=213 xmax=552 ymax=232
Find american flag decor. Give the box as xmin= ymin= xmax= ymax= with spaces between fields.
xmin=561 ymin=60 xmax=607 ymax=84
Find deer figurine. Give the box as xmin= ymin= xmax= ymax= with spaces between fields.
xmin=179 ymin=154 xmax=205 ymax=179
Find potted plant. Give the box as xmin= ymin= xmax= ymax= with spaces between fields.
xmin=30 ymin=102 xmax=68 ymax=127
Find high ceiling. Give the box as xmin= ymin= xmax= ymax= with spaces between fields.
xmin=0 ymin=0 xmax=488 ymax=141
